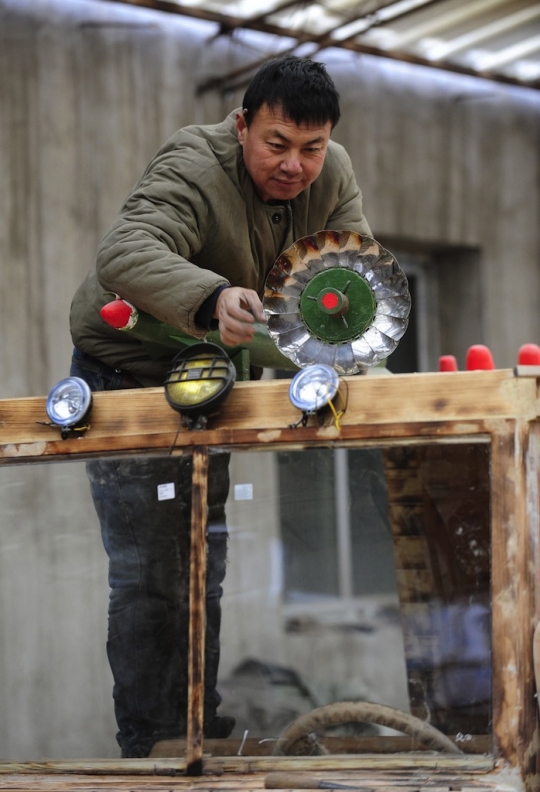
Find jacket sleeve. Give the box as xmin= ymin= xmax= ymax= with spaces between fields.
xmin=324 ymin=145 xmax=372 ymax=236
xmin=96 ymin=151 xmax=230 ymax=338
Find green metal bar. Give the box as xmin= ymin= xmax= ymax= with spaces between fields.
xmin=115 ymin=305 xmax=299 ymax=374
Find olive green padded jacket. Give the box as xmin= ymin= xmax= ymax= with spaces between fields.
xmin=70 ymin=110 xmax=371 ymax=385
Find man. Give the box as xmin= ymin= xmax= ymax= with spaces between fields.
xmin=70 ymin=55 xmax=371 ymax=758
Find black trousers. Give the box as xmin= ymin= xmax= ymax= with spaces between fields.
xmin=71 ymin=348 xmax=230 ymax=757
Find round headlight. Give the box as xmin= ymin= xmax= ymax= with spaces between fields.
xmin=46 ymin=377 xmax=93 ymax=429
xmin=164 ymin=343 xmax=236 ymax=424
xmin=289 ymin=364 xmax=339 ymax=413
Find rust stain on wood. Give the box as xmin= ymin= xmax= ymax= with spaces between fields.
xmin=187 ymin=447 xmax=209 ymax=772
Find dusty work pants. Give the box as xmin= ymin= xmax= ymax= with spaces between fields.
xmin=70 ymin=348 xmax=230 ymax=757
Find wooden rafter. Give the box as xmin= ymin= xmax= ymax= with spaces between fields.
xmin=95 ymin=0 xmax=540 ymax=92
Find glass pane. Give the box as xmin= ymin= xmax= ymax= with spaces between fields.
xmin=0 ymin=442 xmax=492 ymax=762
xmin=384 ymin=444 xmax=491 ymax=739
xmin=0 ymin=454 xmax=192 ymax=761
xmin=207 ymin=443 xmax=492 ymax=758
xmin=279 ymin=448 xmax=340 ymax=599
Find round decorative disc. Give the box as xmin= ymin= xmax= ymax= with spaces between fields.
xmin=263 ymin=230 xmax=411 ymax=375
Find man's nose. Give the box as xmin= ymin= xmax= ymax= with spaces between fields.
xmin=280 ymin=153 xmax=302 ymax=174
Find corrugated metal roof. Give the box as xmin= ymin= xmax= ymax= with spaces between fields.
xmin=102 ymin=0 xmax=540 ymax=91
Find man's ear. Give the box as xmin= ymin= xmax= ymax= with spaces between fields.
xmin=236 ymin=110 xmax=247 ymax=145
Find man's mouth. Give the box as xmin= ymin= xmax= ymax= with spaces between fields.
xmin=274 ymin=178 xmax=302 ymax=187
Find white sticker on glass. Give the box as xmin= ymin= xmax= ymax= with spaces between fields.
xmin=157 ymin=482 xmax=175 ymax=501
xmin=234 ymin=483 xmax=253 ymax=501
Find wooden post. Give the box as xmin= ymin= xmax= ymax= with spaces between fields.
xmin=186 ymin=446 xmax=209 ymax=775
xmin=490 ymin=420 xmax=538 ymax=788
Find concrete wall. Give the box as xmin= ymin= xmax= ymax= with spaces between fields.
xmin=0 ymin=0 xmax=539 ymax=760
xmin=332 ymin=57 xmax=540 ymax=367
xmin=1 ymin=0 xmax=539 ymax=400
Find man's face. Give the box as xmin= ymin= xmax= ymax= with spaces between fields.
xmin=236 ymin=103 xmax=332 ymax=203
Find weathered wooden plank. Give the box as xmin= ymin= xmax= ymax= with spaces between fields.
xmin=0 ymin=371 xmax=538 ymax=464
xmin=0 ymin=766 xmax=515 ymax=792
xmin=0 ymin=420 xmax=492 ymax=466
xmin=186 ymin=448 xmax=209 ymax=773
xmin=0 ymin=753 xmax=496 ymax=775
xmin=216 ymin=753 xmax=495 ymax=773
xmin=151 ymin=735 xmax=492 ymax=758
xmin=264 ymin=770 xmax=504 ymax=790
xmin=490 ymin=422 xmax=538 ymax=780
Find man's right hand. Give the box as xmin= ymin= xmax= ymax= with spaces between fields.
xmin=213 ymin=287 xmax=266 ymax=346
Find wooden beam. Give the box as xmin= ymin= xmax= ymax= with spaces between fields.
xmin=186 ymin=447 xmax=209 ymax=774
xmin=94 ymin=0 xmax=540 ymax=93
xmin=490 ymin=420 xmax=538 ymax=782
xmin=1 ymin=371 xmax=538 ymax=464
xmin=150 ymin=733 xmax=492 ymax=756
xmin=0 ymin=751 xmax=495 ymax=775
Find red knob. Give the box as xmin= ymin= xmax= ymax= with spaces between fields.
xmin=465 ymin=345 xmax=495 ymax=371
xmin=439 ymin=355 xmax=458 ymax=372
xmin=518 ymin=343 xmax=540 ymax=366
xmin=100 ymin=299 xmax=135 ymax=330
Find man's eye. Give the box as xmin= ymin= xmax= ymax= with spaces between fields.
xmin=269 ymin=142 xmax=284 ymax=150
xmin=305 ymin=147 xmax=322 ymax=154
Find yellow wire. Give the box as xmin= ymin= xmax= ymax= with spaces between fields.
xmin=327 ymin=387 xmax=346 ymax=430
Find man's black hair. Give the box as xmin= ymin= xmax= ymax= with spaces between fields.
xmin=242 ymin=55 xmax=341 ymax=129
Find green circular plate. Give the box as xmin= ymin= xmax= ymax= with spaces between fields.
xmin=263 ymin=230 xmax=411 ymax=375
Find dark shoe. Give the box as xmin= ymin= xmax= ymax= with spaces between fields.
xmin=120 ymin=740 xmax=154 ymax=758
xmin=204 ymin=715 xmax=236 ymax=739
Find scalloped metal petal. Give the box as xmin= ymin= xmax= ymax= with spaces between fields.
xmin=351 ymin=336 xmax=380 ymax=367
xmin=304 ymin=257 xmax=326 ymax=276
xmin=360 ymin=238 xmax=382 ymax=256
xmin=311 ymin=230 xmax=341 ymax=268
xmin=370 ymin=272 xmax=409 ymax=300
xmin=267 ymin=313 xmax=304 ymax=335
xmin=364 ymin=256 xmax=399 ymax=290
xmin=265 ymin=262 xmax=288 ymax=281
xmin=363 ymin=326 xmax=398 ymax=356
xmin=265 ymin=264 xmax=292 ymax=289
xmin=274 ymin=246 xmax=305 ymax=276
xmin=376 ymin=295 xmax=411 ymax=318
xmin=334 ymin=343 xmax=361 ymax=375
xmin=290 ymin=267 xmax=317 ymax=287
xmin=352 ymin=254 xmax=380 ymax=278
xmin=263 ymin=293 xmax=301 ymax=316
xmin=312 ymin=344 xmax=338 ymax=369
xmin=272 ymin=325 xmax=312 ymax=353
xmin=314 ymin=229 xmax=340 ymax=253
xmin=338 ymin=249 xmax=359 ymax=269
xmin=337 ymin=230 xmax=362 ymax=268
xmin=377 ymin=250 xmax=398 ymax=266
xmin=288 ymin=235 xmax=325 ymax=273
xmin=372 ymin=313 xmax=408 ymax=341
xmin=339 ymin=229 xmax=364 ymax=250
xmin=264 ymin=261 xmax=312 ymax=293
xmin=264 ymin=274 xmax=304 ymax=305
xmin=289 ymin=336 xmax=328 ymax=368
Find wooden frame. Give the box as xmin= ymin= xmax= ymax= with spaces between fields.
xmin=0 ymin=369 xmax=539 ymax=791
